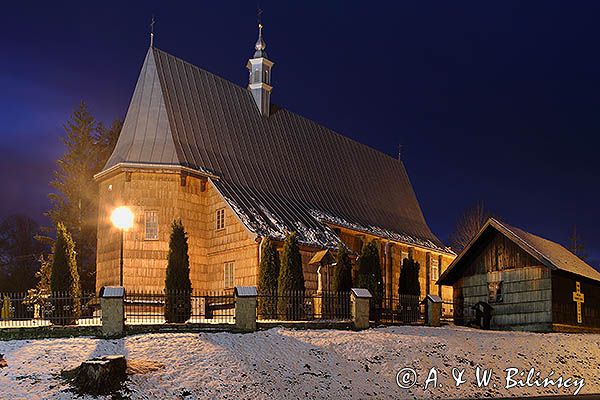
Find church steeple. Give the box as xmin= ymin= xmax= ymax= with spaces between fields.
xmin=246 ymin=22 xmax=274 ymax=117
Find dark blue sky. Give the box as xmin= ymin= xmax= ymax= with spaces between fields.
xmin=2 ymin=1 xmax=599 ymax=266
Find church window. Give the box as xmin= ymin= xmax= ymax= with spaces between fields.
xmin=431 ymin=257 xmax=439 ymax=281
xmin=488 ymin=281 xmax=503 ymax=303
xmin=224 ymin=261 xmax=235 ymax=288
xmin=216 ymin=208 xmax=226 ymax=230
xmin=144 ymin=211 xmax=159 ymax=240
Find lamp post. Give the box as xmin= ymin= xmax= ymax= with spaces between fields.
xmin=111 ymin=206 xmax=134 ymax=287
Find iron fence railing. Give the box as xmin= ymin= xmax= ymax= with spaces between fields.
xmin=124 ymin=290 xmax=235 ymax=325
xmin=257 ymin=290 xmax=351 ymax=321
xmin=0 ymin=292 xmax=101 ymax=328
xmin=373 ymin=294 xmax=424 ymax=324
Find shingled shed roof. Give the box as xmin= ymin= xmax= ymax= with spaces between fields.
xmin=438 ymin=218 xmax=600 ymax=284
xmin=100 ymin=47 xmax=448 ymax=252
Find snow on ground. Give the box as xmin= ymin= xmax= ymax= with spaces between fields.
xmin=0 ymin=325 xmax=599 ymax=399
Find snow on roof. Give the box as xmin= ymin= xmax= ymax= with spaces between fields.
xmin=439 ymin=218 xmax=600 ymax=284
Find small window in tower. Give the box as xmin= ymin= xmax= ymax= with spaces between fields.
xmin=144 ymin=211 xmax=159 ymax=240
xmin=224 ymin=261 xmax=235 ymax=288
xmin=216 ymin=208 xmax=226 ymax=231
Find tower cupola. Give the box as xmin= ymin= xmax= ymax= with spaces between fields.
xmin=246 ymin=23 xmax=273 ymax=117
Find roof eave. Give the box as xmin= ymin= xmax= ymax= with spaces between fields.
xmin=93 ymin=162 xmax=220 ymax=182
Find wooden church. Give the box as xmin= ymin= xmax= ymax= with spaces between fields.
xmin=438 ymin=218 xmax=600 ymax=332
xmin=94 ymin=24 xmax=455 ymax=301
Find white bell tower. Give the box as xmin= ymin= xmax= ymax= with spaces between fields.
xmin=246 ymin=23 xmax=274 ymax=117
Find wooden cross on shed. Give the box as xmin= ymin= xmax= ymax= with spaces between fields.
xmin=572 ymin=281 xmax=585 ymax=324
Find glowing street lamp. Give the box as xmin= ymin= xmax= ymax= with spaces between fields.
xmin=111 ymin=206 xmax=134 ymax=286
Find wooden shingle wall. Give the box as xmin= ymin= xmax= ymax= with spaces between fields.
xmin=96 ymin=170 xmax=258 ymax=293
xmin=458 ymin=266 xmax=552 ymax=331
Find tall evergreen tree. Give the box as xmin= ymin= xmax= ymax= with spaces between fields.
xmin=50 ymin=222 xmax=81 ymax=325
xmin=257 ymin=237 xmax=280 ymax=318
xmin=331 ymin=244 xmax=352 ymax=292
xmin=277 ymin=232 xmax=305 ymax=319
xmin=355 ymin=241 xmax=383 ymax=318
xmin=164 ymin=220 xmax=192 ymax=323
xmin=48 ymin=102 xmax=122 ymax=293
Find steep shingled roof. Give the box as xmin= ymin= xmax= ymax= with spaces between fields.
xmin=438 ymin=218 xmax=600 ymax=284
xmin=101 ymin=47 xmax=448 ymax=252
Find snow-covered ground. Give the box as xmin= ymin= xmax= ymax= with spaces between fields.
xmin=0 ymin=325 xmax=598 ymax=399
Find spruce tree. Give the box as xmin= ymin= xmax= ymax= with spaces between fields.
xmin=48 ymin=102 xmax=122 ymax=293
xmin=164 ymin=220 xmax=192 ymax=323
xmin=257 ymin=237 xmax=280 ymax=318
xmin=50 ymin=223 xmax=81 ymax=325
xmin=355 ymin=241 xmax=383 ymax=319
xmin=277 ymin=232 xmax=305 ymax=319
xmin=332 ymin=244 xmax=352 ymax=292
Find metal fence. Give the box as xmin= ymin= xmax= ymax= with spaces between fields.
xmin=124 ymin=290 xmax=235 ymax=325
xmin=0 ymin=292 xmax=101 ymax=328
xmin=257 ymin=290 xmax=351 ymax=321
xmin=373 ymin=294 xmax=424 ymax=324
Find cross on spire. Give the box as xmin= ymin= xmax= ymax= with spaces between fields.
xmin=150 ymin=15 xmax=156 ymax=48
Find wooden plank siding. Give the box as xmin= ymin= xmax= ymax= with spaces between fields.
xmin=335 ymin=227 xmax=454 ymax=303
xmin=96 ymin=170 xmax=259 ymax=293
xmin=96 ymin=169 xmax=454 ymax=300
xmin=551 ymin=271 xmax=600 ymax=330
xmin=452 ymin=230 xmax=553 ymax=331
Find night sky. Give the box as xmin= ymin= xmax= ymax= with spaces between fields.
xmin=2 ymin=1 xmax=600 ymax=267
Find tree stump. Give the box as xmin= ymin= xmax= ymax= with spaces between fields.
xmin=72 ymin=355 xmax=127 ymax=395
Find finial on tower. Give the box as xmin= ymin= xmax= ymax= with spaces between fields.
xmin=398 ymin=143 xmax=403 ymax=161
xmin=150 ymin=15 xmax=156 ymax=48
xmin=254 ymin=8 xmax=267 ymax=58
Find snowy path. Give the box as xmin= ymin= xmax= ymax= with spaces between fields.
xmin=0 ymin=325 xmax=598 ymax=399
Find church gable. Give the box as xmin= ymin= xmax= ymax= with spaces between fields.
xmin=103 ymin=48 xmax=180 ymax=171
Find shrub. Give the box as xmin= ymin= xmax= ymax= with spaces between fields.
xmin=398 ymin=257 xmax=421 ymax=323
xmin=355 ymin=241 xmax=383 ymax=319
xmin=50 ymin=223 xmax=81 ymax=325
xmin=331 ymin=244 xmax=352 ymax=293
xmin=257 ymin=237 xmax=280 ymax=319
xmin=277 ymin=232 xmax=305 ymax=319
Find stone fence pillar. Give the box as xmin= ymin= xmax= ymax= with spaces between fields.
xmin=100 ymin=286 xmax=125 ymax=337
xmin=350 ymin=288 xmax=372 ymax=330
xmin=235 ymin=286 xmax=257 ymax=332
xmin=425 ymin=294 xmax=442 ymax=327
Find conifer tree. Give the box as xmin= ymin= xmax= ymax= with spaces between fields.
xmin=164 ymin=220 xmax=192 ymax=323
xmin=399 ymin=258 xmax=421 ymax=297
xmin=1 ymin=296 xmax=13 ymax=320
xmin=50 ymin=222 xmax=81 ymax=325
xmin=277 ymin=232 xmax=305 ymax=319
xmin=332 ymin=244 xmax=352 ymax=292
xmin=48 ymin=102 xmax=122 ymax=293
xmin=355 ymin=241 xmax=383 ymax=318
xmin=257 ymin=237 xmax=280 ymax=318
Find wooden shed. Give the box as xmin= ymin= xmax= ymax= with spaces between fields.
xmin=438 ymin=218 xmax=600 ymax=332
